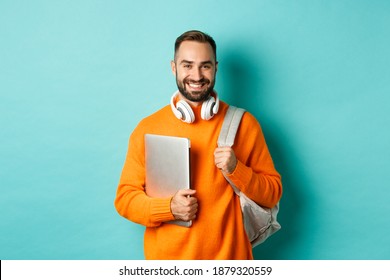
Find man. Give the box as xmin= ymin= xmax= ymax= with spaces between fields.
xmin=115 ymin=30 xmax=282 ymax=260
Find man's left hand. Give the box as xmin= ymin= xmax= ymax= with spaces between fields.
xmin=214 ymin=147 xmax=237 ymax=174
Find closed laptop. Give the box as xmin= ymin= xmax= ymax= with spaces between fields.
xmin=144 ymin=134 xmax=191 ymax=227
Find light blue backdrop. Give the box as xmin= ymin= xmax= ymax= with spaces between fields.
xmin=1 ymin=0 xmax=389 ymax=260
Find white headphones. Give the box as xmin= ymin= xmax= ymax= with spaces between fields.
xmin=170 ymin=90 xmax=220 ymax=123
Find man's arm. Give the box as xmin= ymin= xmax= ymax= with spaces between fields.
xmin=213 ymin=112 xmax=282 ymax=208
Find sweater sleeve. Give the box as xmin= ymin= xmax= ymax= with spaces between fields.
xmin=114 ymin=126 xmax=175 ymax=227
xmin=224 ymin=112 xmax=282 ymax=208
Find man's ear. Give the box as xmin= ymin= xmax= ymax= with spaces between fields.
xmin=170 ymin=60 xmax=176 ymax=76
xmin=215 ymin=61 xmax=218 ymax=73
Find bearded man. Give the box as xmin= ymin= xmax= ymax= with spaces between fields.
xmin=115 ymin=30 xmax=282 ymax=260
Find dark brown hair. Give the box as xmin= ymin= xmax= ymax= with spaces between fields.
xmin=174 ymin=30 xmax=217 ymax=61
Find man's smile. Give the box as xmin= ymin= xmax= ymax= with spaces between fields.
xmin=185 ymin=78 xmax=210 ymax=92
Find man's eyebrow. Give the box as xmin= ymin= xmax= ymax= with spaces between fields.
xmin=179 ymin=60 xmax=213 ymax=65
xmin=179 ymin=60 xmax=194 ymax=64
xmin=200 ymin=60 xmax=213 ymax=65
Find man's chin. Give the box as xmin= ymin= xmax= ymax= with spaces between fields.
xmin=189 ymin=91 xmax=207 ymax=100
xmin=188 ymin=93 xmax=210 ymax=102
xmin=179 ymin=88 xmax=210 ymax=102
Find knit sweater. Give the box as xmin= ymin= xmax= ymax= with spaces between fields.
xmin=115 ymin=100 xmax=282 ymax=260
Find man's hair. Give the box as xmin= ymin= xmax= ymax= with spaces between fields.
xmin=174 ymin=30 xmax=217 ymax=61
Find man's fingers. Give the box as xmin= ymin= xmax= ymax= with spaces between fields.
xmin=178 ymin=189 xmax=196 ymax=197
xmin=171 ymin=189 xmax=198 ymax=221
xmin=213 ymin=147 xmax=237 ymax=174
xmin=176 ymin=189 xmax=197 ymax=205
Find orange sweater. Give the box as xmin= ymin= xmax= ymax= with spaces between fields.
xmin=115 ymin=101 xmax=282 ymax=260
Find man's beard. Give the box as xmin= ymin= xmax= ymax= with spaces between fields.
xmin=176 ymin=76 xmax=216 ymax=102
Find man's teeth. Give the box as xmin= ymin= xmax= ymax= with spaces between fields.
xmin=189 ymin=83 xmax=202 ymax=88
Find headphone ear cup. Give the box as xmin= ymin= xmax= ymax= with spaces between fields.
xmin=201 ymin=96 xmax=216 ymax=120
xmin=177 ymin=100 xmax=195 ymax=123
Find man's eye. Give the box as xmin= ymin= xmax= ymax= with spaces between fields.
xmin=183 ymin=64 xmax=191 ymax=69
xmin=202 ymin=65 xmax=211 ymax=69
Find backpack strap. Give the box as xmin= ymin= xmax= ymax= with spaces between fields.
xmin=217 ymin=106 xmax=246 ymax=196
xmin=217 ymin=106 xmax=246 ymax=148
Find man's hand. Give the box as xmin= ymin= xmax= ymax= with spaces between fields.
xmin=170 ymin=189 xmax=198 ymax=222
xmin=214 ymin=147 xmax=237 ymax=174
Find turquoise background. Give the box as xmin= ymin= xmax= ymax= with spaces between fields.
xmin=1 ymin=0 xmax=389 ymax=260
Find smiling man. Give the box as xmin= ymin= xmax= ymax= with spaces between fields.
xmin=115 ymin=30 xmax=282 ymax=260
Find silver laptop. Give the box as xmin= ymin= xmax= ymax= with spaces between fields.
xmin=144 ymin=134 xmax=191 ymax=227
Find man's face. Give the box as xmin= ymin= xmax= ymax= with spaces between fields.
xmin=171 ymin=41 xmax=218 ymax=103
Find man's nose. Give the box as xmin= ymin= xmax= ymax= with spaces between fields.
xmin=190 ymin=67 xmax=203 ymax=81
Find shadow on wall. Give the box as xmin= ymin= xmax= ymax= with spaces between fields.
xmin=219 ymin=48 xmax=314 ymax=259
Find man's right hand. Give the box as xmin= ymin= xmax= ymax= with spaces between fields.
xmin=170 ymin=189 xmax=198 ymax=222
